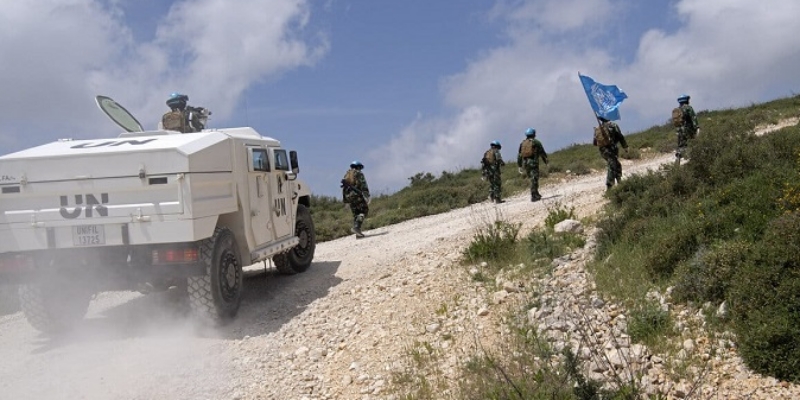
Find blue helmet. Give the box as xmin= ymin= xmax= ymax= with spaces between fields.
xmin=167 ymin=92 xmax=188 ymax=109
xmin=677 ymin=94 xmax=690 ymax=103
xmin=525 ymin=127 xmax=536 ymax=137
xmin=490 ymin=140 xmax=501 ymax=148
xmin=350 ymin=160 xmax=364 ymax=169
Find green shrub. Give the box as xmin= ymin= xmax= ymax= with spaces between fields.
xmin=642 ymin=217 xmax=699 ymax=278
xmin=544 ymin=202 xmax=576 ymax=229
xmin=672 ymin=240 xmax=750 ymax=304
xmin=696 ymin=171 xmax=785 ymax=242
xmin=526 ymin=230 xmax=585 ymax=262
xmin=730 ymin=212 xmax=800 ymax=382
xmin=465 ymin=219 xmax=521 ymax=262
xmin=605 ymin=167 xmax=685 ymax=219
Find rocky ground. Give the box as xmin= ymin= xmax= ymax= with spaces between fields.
xmin=1 ymin=125 xmax=799 ymax=399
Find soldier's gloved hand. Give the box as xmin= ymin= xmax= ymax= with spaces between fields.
xmin=480 ymin=176 xmax=486 ymax=181
xmin=696 ymin=128 xmax=701 ymax=136
xmin=518 ymin=167 xmax=525 ymax=175
xmin=366 ymin=196 xmax=371 ymax=205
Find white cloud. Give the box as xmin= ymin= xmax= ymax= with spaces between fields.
xmin=494 ymin=0 xmax=614 ymax=32
xmin=627 ymin=0 xmax=800 ymax=116
xmin=0 ymin=1 xmax=128 ymax=140
xmin=371 ymin=107 xmax=492 ymax=185
xmin=369 ymin=0 xmax=800 ymax=192
xmin=0 ymin=0 xmax=327 ymax=147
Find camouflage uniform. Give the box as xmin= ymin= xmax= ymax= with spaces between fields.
xmin=676 ymin=103 xmax=699 ymax=158
xmin=517 ymin=138 xmax=549 ymax=201
xmin=481 ymin=147 xmax=506 ymax=203
xmin=594 ymin=120 xmax=628 ymax=189
xmin=341 ymin=168 xmax=370 ymax=238
xmin=162 ymin=93 xmax=207 ymax=133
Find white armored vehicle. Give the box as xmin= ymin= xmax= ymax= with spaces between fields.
xmin=0 ymin=97 xmax=316 ymax=332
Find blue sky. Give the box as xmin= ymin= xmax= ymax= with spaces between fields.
xmin=1 ymin=0 xmax=799 ymax=196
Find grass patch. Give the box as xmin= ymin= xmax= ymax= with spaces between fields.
xmin=464 ymin=218 xmax=522 ymax=264
xmin=627 ymin=301 xmax=672 ymax=346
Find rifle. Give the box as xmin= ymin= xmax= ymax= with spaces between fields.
xmin=341 ymin=179 xmax=369 ymax=204
xmin=186 ymin=106 xmax=212 ymax=131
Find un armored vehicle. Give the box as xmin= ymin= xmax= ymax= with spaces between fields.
xmin=0 ymin=97 xmax=316 ymax=332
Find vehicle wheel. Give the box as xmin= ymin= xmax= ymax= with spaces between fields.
xmin=19 ymin=281 xmax=91 ymax=333
xmin=188 ymin=227 xmax=243 ymax=324
xmin=273 ymin=204 xmax=316 ymax=275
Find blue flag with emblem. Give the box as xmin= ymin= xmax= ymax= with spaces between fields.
xmin=578 ymin=73 xmax=628 ymax=121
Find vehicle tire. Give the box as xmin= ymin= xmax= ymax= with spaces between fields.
xmin=273 ymin=204 xmax=316 ymax=275
xmin=188 ymin=227 xmax=243 ymax=324
xmin=18 ymin=281 xmax=91 ymax=333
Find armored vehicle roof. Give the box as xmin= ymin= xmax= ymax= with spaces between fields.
xmin=0 ymin=128 xmax=282 ymax=183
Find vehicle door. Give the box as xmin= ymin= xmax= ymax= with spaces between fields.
xmin=247 ymin=146 xmax=273 ymax=246
xmin=269 ymin=148 xmax=294 ymax=239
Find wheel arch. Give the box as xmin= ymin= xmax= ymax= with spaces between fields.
xmin=216 ymin=211 xmax=248 ymax=266
xmin=297 ymin=194 xmax=311 ymax=210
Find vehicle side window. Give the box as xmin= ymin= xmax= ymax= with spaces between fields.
xmin=252 ymin=149 xmax=270 ymax=172
xmin=274 ymin=149 xmax=289 ymax=171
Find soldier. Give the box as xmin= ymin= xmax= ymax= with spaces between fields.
xmin=593 ymin=116 xmax=629 ymax=190
xmin=161 ymin=92 xmax=210 ymax=133
xmin=341 ymin=160 xmax=370 ymax=238
xmin=672 ymin=94 xmax=699 ymax=160
xmin=517 ymin=128 xmax=549 ymax=202
xmin=481 ymin=140 xmax=506 ymax=204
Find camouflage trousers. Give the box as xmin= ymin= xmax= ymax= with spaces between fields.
xmin=600 ymin=146 xmax=622 ymax=188
xmin=521 ymin=159 xmax=541 ymax=200
xmin=486 ymin=170 xmax=502 ymax=201
xmin=348 ymin=199 xmax=369 ymax=229
xmin=676 ymin=127 xmax=696 ymax=158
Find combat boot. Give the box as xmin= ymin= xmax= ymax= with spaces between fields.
xmin=353 ymin=214 xmax=366 ymax=238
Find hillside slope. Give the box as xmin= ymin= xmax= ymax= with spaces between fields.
xmin=0 ymin=135 xmax=797 ymax=399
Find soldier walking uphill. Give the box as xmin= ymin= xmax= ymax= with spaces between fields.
xmin=672 ymin=94 xmax=699 ymax=160
xmin=481 ymin=140 xmax=506 ymax=204
xmin=517 ymin=128 xmax=549 ymax=202
xmin=593 ymin=116 xmax=628 ymax=190
xmin=341 ymin=161 xmax=370 ymax=238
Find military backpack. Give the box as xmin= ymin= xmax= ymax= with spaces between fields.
xmin=483 ymin=149 xmax=496 ymax=165
xmin=594 ymin=124 xmax=612 ymax=147
xmin=162 ymin=110 xmax=188 ymax=132
xmin=342 ymin=169 xmax=357 ymax=187
xmin=520 ymin=139 xmax=536 ymax=158
xmin=671 ymin=107 xmax=685 ymax=128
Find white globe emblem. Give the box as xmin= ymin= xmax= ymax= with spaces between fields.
xmin=590 ymin=84 xmax=616 ymax=114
